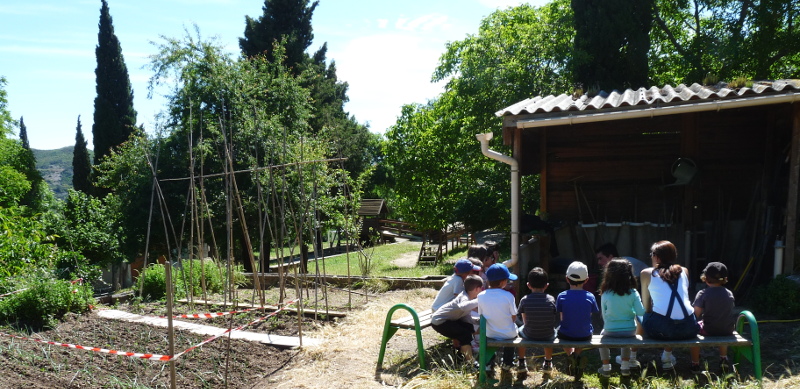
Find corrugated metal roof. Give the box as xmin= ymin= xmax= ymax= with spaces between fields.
xmin=358 ymin=199 xmax=388 ymax=216
xmin=496 ymin=79 xmax=800 ymax=117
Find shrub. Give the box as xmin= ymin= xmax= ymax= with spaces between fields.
xmin=136 ymin=260 xmax=244 ymax=302
xmin=749 ymin=275 xmax=800 ymax=318
xmin=0 ymin=276 xmax=95 ymax=330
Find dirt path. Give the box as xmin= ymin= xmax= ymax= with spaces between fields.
xmin=265 ymin=288 xmax=438 ymax=388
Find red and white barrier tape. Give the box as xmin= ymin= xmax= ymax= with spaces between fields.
xmin=0 ymin=289 xmax=27 ymax=299
xmin=0 ymin=299 xmax=299 ymax=361
xmin=162 ymin=305 xmax=270 ymax=319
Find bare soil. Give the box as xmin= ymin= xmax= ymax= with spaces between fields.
xmin=1 ymin=284 xmax=799 ymax=388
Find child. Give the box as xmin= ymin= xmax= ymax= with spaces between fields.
xmin=431 ymin=275 xmax=485 ymax=366
xmin=477 ymin=263 xmax=519 ymax=383
xmin=556 ymin=261 xmax=599 ymax=381
xmin=484 ymin=240 xmax=516 ymax=296
xmin=597 ymin=258 xmax=645 ymax=378
xmin=517 ymin=267 xmax=558 ymax=380
xmin=689 ymin=262 xmax=735 ymax=374
xmin=432 ymin=258 xmax=482 ymax=311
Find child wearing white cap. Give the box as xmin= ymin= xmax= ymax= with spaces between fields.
xmin=556 ymin=261 xmax=599 ymax=381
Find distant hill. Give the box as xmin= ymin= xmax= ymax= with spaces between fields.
xmin=33 ymin=146 xmax=92 ymax=200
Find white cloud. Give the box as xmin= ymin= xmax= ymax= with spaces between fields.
xmin=476 ymin=0 xmax=526 ymax=9
xmin=377 ymin=19 xmax=389 ymax=29
xmin=332 ymin=33 xmax=447 ymax=132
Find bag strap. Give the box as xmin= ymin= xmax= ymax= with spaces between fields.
xmin=664 ymin=273 xmax=690 ymax=319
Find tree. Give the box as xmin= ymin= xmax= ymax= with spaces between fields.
xmin=240 ymin=0 xmax=319 ymax=70
xmin=0 ymin=77 xmax=14 ymax=136
xmin=15 ymin=116 xmax=44 ymax=211
xmin=384 ymin=2 xmax=569 ymax=231
xmin=650 ymin=0 xmax=800 ymax=85
xmin=72 ymin=116 xmax=92 ymax=194
xmin=18 ymin=116 xmax=30 ymax=150
xmin=571 ymin=0 xmax=652 ymax=91
xmin=92 ymin=0 xmax=137 ymax=167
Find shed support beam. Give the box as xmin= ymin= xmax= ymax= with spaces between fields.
xmin=785 ymin=104 xmax=800 ymax=274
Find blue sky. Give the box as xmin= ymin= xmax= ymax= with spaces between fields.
xmin=1 ymin=0 xmax=546 ymax=150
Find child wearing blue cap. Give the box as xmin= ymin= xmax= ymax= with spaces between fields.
xmin=432 ymin=258 xmax=482 ymax=311
xmin=478 ymin=263 xmax=520 ymax=383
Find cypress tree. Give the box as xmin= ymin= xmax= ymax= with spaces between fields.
xmin=239 ymin=0 xmax=319 ymax=71
xmin=17 ymin=116 xmax=44 ymax=210
xmin=92 ymin=0 xmax=136 ymax=166
xmin=19 ymin=116 xmax=30 ymax=150
xmin=73 ymin=116 xmax=93 ymax=194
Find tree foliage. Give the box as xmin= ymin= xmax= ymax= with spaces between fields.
xmin=572 ymin=0 xmax=652 ymax=91
xmin=92 ymin=0 xmax=137 ymax=166
xmin=651 ymin=0 xmax=800 ymax=84
xmin=240 ymin=0 xmax=318 ymax=70
xmin=383 ymin=3 xmax=567 ymax=231
xmin=72 ymin=116 xmax=92 ymax=194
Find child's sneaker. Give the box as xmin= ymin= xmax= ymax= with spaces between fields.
xmin=620 ymin=365 xmax=631 ymax=377
xmin=516 ymin=358 xmax=528 ymax=380
xmin=661 ymin=351 xmax=676 ymax=369
xmin=597 ymin=366 xmax=611 ymax=378
xmin=690 ymin=362 xmax=702 ymax=375
xmin=500 ymin=365 xmax=512 ymax=385
xmin=569 ymin=353 xmax=587 ymax=380
xmin=616 ymin=355 xmax=641 ymax=368
xmin=541 ymin=359 xmax=554 ymax=379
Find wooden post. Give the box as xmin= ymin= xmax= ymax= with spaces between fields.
xmin=785 ymin=105 xmax=800 ymax=274
xmin=164 ymin=258 xmax=177 ymax=389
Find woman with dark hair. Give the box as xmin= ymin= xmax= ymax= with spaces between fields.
xmin=640 ymin=240 xmax=699 ymax=370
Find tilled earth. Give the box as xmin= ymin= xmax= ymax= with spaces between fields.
xmin=0 ymin=286 xmax=380 ymax=389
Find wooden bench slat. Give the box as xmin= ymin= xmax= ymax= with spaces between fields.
xmin=391 ymin=309 xmax=434 ymax=329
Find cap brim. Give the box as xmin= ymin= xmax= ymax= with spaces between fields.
xmin=508 ymin=273 xmax=518 ymax=281
xmin=472 ymin=265 xmax=482 ymax=271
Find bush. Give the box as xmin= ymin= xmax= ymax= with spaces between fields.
xmin=136 ymin=260 xmax=244 ymax=302
xmin=749 ymin=275 xmax=800 ymax=318
xmin=137 ymin=263 xmax=168 ymax=301
xmin=0 ymin=276 xmax=95 ymax=330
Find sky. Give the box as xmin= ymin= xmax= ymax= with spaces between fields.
xmin=0 ymin=0 xmax=549 ymax=150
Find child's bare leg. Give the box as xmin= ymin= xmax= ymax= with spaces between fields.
xmin=563 ymin=347 xmax=574 ymax=355
xmin=544 ymin=347 xmax=553 ymax=360
xmin=460 ymin=345 xmax=474 ymax=362
xmin=690 ymin=346 xmax=700 ymax=364
xmin=719 ymin=345 xmax=728 ymax=358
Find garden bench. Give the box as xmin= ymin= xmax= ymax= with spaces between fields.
xmin=478 ymin=310 xmax=762 ymax=384
xmin=376 ymin=304 xmax=434 ymax=370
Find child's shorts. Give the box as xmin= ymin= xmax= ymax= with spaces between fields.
xmin=697 ymin=320 xmax=734 ymax=337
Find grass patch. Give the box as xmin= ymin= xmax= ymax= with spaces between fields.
xmin=308 ymin=241 xmax=471 ymax=278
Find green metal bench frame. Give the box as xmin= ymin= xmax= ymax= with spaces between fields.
xmin=376 ymin=304 xmax=430 ymax=371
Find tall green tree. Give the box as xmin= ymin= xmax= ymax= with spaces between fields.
xmin=15 ymin=116 xmax=44 ymax=211
xmin=72 ymin=116 xmax=92 ymax=194
xmin=384 ymin=2 xmax=568 ymax=231
xmin=240 ymin=1 xmax=374 ymax=180
xmin=572 ymin=0 xmax=652 ymax=91
xmin=18 ymin=116 xmax=30 ymax=150
xmin=650 ymin=0 xmax=800 ymax=84
xmin=240 ymin=0 xmax=318 ymax=70
xmin=92 ymin=0 xmax=137 ymax=167
xmin=0 ymin=77 xmax=12 ymax=135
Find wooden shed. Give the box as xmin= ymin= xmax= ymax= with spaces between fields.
xmin=358 ymin=199 xmax=389 ymax=244
xmin=496 ymin=80 xmax=800 ymax=293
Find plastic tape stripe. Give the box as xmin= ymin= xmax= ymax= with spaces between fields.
xmin=0 ymin=288 xmax=28 ymax=299
xmin=172 ymin=298 xmax=299 ymax=359
xmin=162 ymin=305 xmax=269 ymax=319
xmin=0 ymin=299 xmax=299 ymax=362
xmin=0 ymin=331 xmax=173 ymax=361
